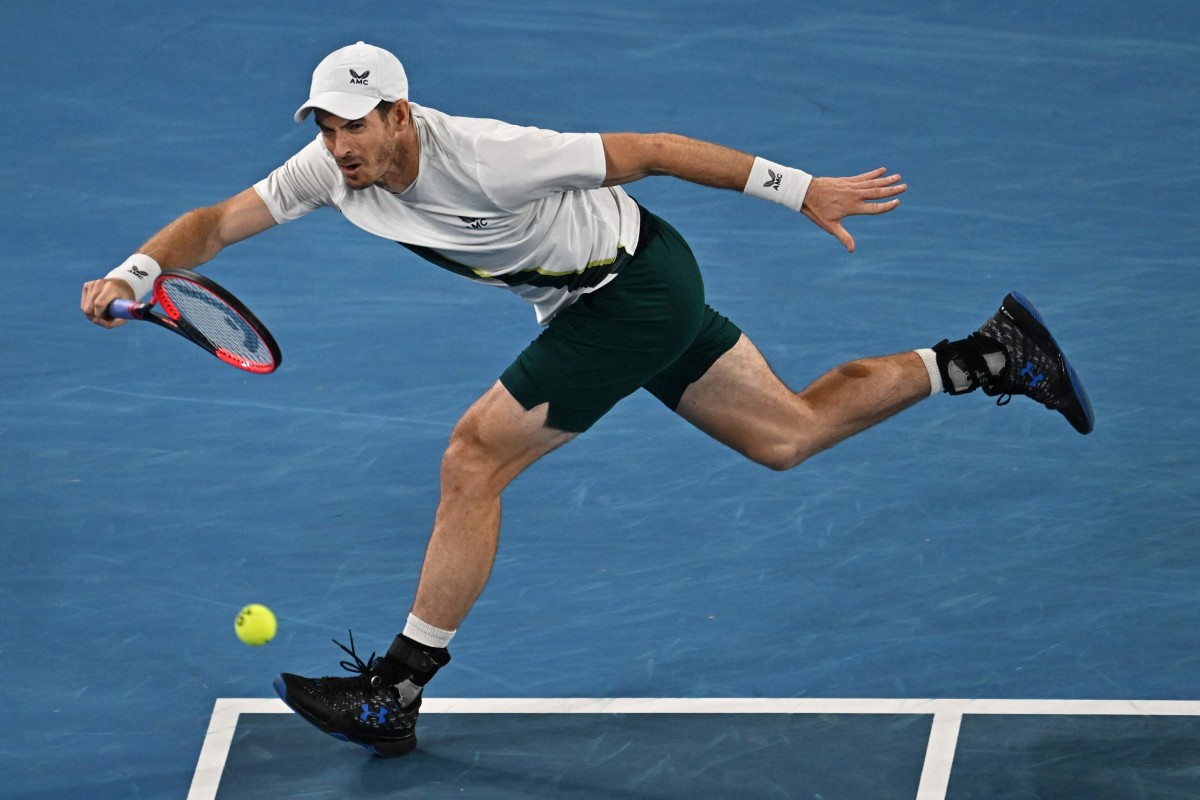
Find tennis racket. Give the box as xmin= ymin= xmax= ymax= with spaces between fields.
xmin=107 ymin=269 xmax=282 ymax=374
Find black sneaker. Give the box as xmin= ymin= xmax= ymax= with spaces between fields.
xmin=273 ymin=632 xmax=450 ymax=757
xmin=935 ymin=292 xmax=1094 ymax=434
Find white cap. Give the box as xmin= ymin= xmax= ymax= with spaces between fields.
xmin=294 ymin=41 xmax=408 ymax=123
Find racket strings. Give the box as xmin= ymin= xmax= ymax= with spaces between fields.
xmin=159 ymin=278 xmax=273 ymax=367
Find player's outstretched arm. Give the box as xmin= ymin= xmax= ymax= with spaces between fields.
xmin=81 ymin=188 xmax=277 ymax=328
xmin=599 ymin=133 xmax=905 ymax=252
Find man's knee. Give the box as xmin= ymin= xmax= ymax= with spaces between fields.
xmin=440 ymin=413 xmax=504 ymax=494
xmin=745 ymin=439 xmax=812 ymax=472
xmin=438 ymin=388 xmax=573 ymax=495
xmin=741 ymin=401 xmax=825 ymax=471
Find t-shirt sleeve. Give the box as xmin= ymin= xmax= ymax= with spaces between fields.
xmin=474 ymin=124 xmax=606 ymax=211
xmin=253 ymin=138 xmax=337 ymax=223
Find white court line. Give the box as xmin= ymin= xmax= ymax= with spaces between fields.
xmin=188 ymin=699 xmax=282 ymax=800
xmin=187 ymin=698 xmax=1200 ymax=800
xmin=916 ymin=711 xmax=962 ymax=800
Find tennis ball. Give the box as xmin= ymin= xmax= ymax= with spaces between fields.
xmin=235 ymin=603 xmax=277 ymax=646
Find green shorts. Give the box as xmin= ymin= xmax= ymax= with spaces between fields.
xmin=500 ymin=207 xmax=742 ymax=432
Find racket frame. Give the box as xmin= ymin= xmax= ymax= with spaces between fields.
xmin=108 ymin=269 xmax=281 ymax=374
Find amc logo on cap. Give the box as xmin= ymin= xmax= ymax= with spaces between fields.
xmin=349 ymin=69 xmax=370 ymax=85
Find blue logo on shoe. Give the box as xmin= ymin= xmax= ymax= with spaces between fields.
xmin=1020 ymin=361 xmax=1045 ymax=388
xmin=361 ymin=704 xmax=389 ymax=725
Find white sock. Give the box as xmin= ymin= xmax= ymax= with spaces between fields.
xmin=915 ymin=349 xmax=942 ymax=396
xmin=403 ymin=613 xmax=456 ymax=650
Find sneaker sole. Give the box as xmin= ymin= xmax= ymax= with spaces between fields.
xmin=1004 ymin=292 xmax=1095 ymax=435
xmin=273 ymin=674 xmax=418 ymax=757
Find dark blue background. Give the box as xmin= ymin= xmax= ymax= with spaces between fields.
xmin=2 ymin=1 xmax=1197 ymax=796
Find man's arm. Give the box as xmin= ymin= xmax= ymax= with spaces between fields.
xmin=599 ymin=132 xmax=905 ymax=253
xmin=81 ymin=187 xmax=277 ymax=328
xmin=600 ymin=133 xmax=755 ymax=191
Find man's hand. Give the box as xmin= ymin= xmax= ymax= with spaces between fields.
xmin=802 ymin=167 xmax=906 ymax=253
xmin=81 ymin=278 xmax=135 ymax=329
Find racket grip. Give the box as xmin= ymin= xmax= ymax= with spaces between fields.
xmin=106 ymin=299 xmax=140 ymax=320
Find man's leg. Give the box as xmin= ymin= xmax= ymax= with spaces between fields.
xmin=274 ymin=381 xmax=576 ymax=756
xmin=411 ymin=381 xmax=577 ymax=630
xmin=674 ymin=334 xmax=931 ymax=470
xmin=674 ymin=291 xmax=1095 ymax=466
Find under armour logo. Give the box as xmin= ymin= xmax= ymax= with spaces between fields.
xmin=349 ymin=69 xmax=370 ymax=85
xmin=127 ymin=266 xmax=148 ymax=279
xmin=459 ymin=216 xmax=488 ymax=229
xmin=360 ymin=703 xmax=389 ymax=725
xmin=1020 ymin=361 xmax=1045 ymax=388
xmin=763 ymin=169 xmax=782 ymax=191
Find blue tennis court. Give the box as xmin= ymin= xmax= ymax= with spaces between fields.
xmin=3 ymin=1 xmax=1199 ymax=798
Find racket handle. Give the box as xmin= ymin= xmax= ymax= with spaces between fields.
xmin=106 ymin=299 xmax=141 ymax=320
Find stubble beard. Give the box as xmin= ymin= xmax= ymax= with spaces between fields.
xmin=344 ymin=138 xmax=406 ymax=192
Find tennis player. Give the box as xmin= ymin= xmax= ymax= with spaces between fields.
xmin=80 ymin=41 xmax=1093 ymax=757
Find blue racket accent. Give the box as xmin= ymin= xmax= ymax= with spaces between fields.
xmin=106 ymin=299 xmax=142 ymax=320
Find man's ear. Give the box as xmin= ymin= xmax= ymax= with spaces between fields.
xmin=391 ymin=99 xmax=411 ymax=129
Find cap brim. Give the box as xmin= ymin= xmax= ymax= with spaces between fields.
xmin=293 ymin=92 xmax=382 ymax=123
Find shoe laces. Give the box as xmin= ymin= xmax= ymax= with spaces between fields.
xmin=321 ymin=630 xmax=392 ymax=693
xmin=333 ymin=629 xmax=381 ymax=675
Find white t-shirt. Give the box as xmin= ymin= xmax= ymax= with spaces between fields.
xmin=254 ymin=103 xmax=643 ymax=324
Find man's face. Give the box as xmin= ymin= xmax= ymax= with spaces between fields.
xmin=314 ymin=108 xmax=396 ymax=190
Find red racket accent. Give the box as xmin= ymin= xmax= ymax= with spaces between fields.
xmin=216 ymin=348 xmax=275 ymax=374
xmin=157 ymin=287 xmax=183 ymax=321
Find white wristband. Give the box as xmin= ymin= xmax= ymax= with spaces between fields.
xmin=105 ymin=254 xmax=162 ymax=301
xmin=743 ymin=157 xmax=813 ymax=213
